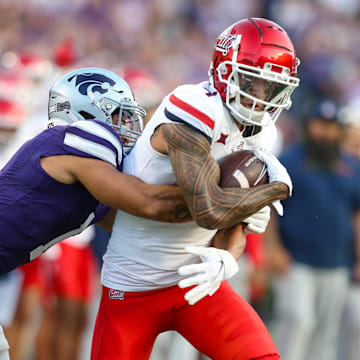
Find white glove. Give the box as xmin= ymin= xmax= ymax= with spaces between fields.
xmin=243 ymin=206 xmax=271 ymax=234
xmin=272 ymin=200 xmax=284 ymax=216
xmin=178 ymin=246 xmax=239 ymax=305
xmin=180 ymin=280 xmax=221 ymax=306
xmin=253 ymin=149 xmax=293 ymax=196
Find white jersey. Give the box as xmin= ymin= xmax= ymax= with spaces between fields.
xmin=102 ymin=81 xmax=277 ymax=291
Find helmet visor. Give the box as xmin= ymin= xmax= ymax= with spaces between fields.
xmin=233 ymin=71 xmax=288 ymax=111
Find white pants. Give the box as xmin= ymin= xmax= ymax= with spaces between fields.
xmin=0 ymin=271 xmax=23 ymax=326
xmin=272 ymin=263 xmax=349 ymax=360
xmin=0 ymin=326 xmax=9 ymax=360
xmin=337 ymin=284 xmax=360 ymax=360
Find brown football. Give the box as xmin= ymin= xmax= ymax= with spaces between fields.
xmin=218 ymin=150 xmax=268 ymax=188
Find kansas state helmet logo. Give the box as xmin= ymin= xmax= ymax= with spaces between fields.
xmin=75 ymin=73 xmax=116 ymax=95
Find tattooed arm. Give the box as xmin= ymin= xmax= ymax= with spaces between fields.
xmin=152 ymin=123 xmax=288 ymax=230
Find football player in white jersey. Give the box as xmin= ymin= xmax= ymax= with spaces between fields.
xmin=93 ymin=18 xmax=300 ymax=360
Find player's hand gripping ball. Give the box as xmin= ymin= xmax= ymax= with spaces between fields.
xmin=218 ymin=150 xmax=271 ymax=234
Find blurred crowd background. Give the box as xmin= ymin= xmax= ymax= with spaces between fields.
xmin=2 ymin=0 xmax=360 ymax=359
xmin=1 ymin=0 xmax=360 ymax=147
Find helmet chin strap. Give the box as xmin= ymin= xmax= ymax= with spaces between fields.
xmin=231 ymin=36 xmax=241 ymax=61
xmin=229 ymin=99 xmax=269 ymax=126
xmin=208 ymin=61 xmax=215 ymax=86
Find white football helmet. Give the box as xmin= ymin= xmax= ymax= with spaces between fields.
xmin=48 ymin=67 xmax=146 ymax=152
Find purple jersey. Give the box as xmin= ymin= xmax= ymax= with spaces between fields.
xmin=0 ymin=120 xmax=123 ymax=274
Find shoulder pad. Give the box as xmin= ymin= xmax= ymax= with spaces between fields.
xmin=64 ymin=120 xmax=123 ymax=167
xmin=163 ymin=84 xmax=216 ymax=142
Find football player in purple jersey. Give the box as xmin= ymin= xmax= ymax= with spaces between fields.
xmin=0 ymin=67 xmax=190 ymax=275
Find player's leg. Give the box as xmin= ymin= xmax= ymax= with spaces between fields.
xmin=56 ymin=298 xmax=88 ymax=360
xmin=35 ymin=302 xmax=57 ymax=360
xmin=7 ymin=259 xmax=44 ymax=360
xmin=0 ymin=272 xmax=22 ymax=360
xmin=174 ymin=281 xmax=279 ymax=360
xmin=0 ymin=349 xmax=9 ymax=360
xmin=54 ymin=242 xmax=96 ymax=360
xmin=0 ymin=326 xmax=10 ymax=360
xmin=0 ymin=272 xmax=23 ymax=332
xmin=91 ymin=286 xmax=167 ymax=360
xmin=272 ymin=263 xmax=316 ymax=360
xmin=337 ymin=283 xmax=360 ymax=360
xmin=149 ymin=331 xmax=172 ymax=360
xmin=36 ymin=246 xmax=64 ymax=360
xmin=167 ymin=332 xmax=199 ymax=360
xmin=0 ymin=270 xmax=23 ymax=360
xmin=308 ymin=268 xmax=349 ymax=360
xmin=170 ymin=256 xmax=253 ymax=360
xmin=150 ymin=331 xmax=199 ymax=360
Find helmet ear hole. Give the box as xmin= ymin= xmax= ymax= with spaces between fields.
xmin=78 ymin=111 xmax=95 ymax=119
xmin=219 ymin=63 xmax=228 ymax=75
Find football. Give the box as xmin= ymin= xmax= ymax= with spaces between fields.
xmin=218 ymin=150 xmax=268 ymax=188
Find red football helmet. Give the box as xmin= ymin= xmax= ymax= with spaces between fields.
xmin=209 ymin=18 xmax=300 ymax=126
